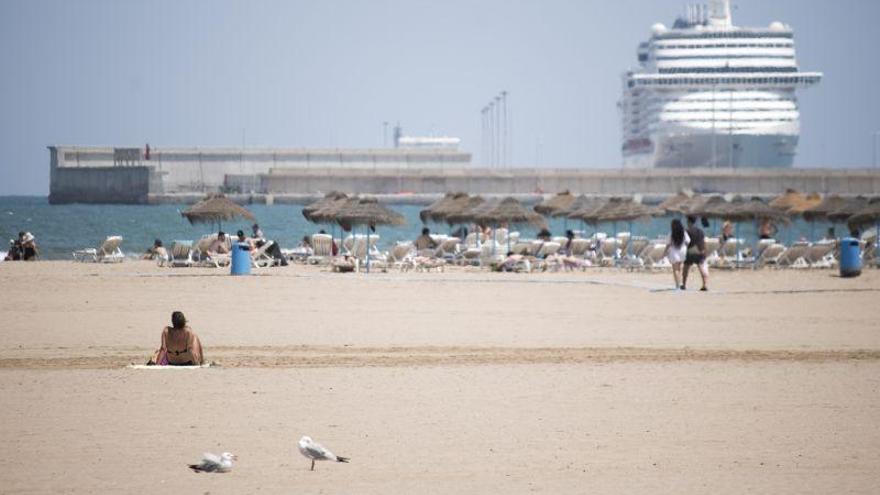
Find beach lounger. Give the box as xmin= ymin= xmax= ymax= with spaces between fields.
xmin=806 ymin=240 xmax=836 ymax=268
xmin=776 ymin=241 xmax=810 ymax=268
xmin=307 ymin=234 xmax=334 ymax=265
xmin=436 ymin=237 xmax=461 ymax=259
xmin=627 ymin=236 xmax=649 ymax=258
xmin=599 ymin=237 xmax=622 ymax=264
xmin=615 ymin=232 xmax=631 ymax=253
xmin=640 ymin=240 xmax=669 ymax=269
xmin=508 ymin=240 xmax=531 ymax=255
xmin=491 ymin=228 xmax=509 ymax=246
xmin=704 ymin=237 xmax=720 ymax=258
xmin=570 ymin=238 xmax=592 ymax=257
xmin=479 ymin=241 xmax=504 ymax=268
xmin=390 ymin=242 xmax=416 ymax=271
xmin=251 ymin=240 xmax=277 ymax=268
xmin=756 ymin=243 xmax=786 ymax=267
xmin=73 ymin=236 xmax=125 ymax=263
xmin=168 ymin=241 xmax=195 ymax=267
xmin=535 ymin=241 xmax=561 ymax=258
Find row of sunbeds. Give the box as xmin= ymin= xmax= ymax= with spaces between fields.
xmin=70 ymin=235 xmax=279 ymax=268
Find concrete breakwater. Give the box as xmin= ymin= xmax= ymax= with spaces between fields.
xmin=48 ymin=146 xmax=880 ymax=204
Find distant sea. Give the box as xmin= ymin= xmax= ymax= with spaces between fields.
xmin=0 ymin=196 xmax=840 ymax=260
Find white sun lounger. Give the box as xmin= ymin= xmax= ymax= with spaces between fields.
xmin=806 ymin=240 xmax=836 ymax=268
xmin=169 ymin=241 xmax=195 ymax=267
xmin=251 ymin=240 xmax=277 ymax=267
xmin=776 ymin=241 xmax=811 ymax=268
xmin=436 ymin=237 xmax=461 ymax=258
xmin=73 ymin=236 xmax=125 ymax=263
xmin=570 ymin=238 xmax=592 ymax=256
xmin=756 ymin=243 xmax=787 ymax=267
xmin=640 ymin=240 xmax=670 ymax=269
xmin=307 ymin=234 xmax=334 ymax=265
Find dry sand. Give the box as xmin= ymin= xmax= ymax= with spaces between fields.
xmin=1 ymin=261 xmax=879 ymax=493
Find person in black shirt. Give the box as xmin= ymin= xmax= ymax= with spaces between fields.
xmin=682 ymin=216 xmax=708 ymax=291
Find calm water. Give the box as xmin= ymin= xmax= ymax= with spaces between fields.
xmin=0 ymin=196 xmax=839 ymax=260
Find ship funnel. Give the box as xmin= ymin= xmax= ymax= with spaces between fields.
xmin=708 ymin=0 xmax=732 ymax=28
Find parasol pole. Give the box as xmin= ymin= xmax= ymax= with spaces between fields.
xmin=365 ymin=225 xmax=371 ymax=274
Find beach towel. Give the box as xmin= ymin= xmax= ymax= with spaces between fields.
xmin=127 ymin=363 xmax=214 ymax=369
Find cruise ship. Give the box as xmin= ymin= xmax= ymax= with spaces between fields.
xmin=619 ymin=0 xmax=822 ymax=168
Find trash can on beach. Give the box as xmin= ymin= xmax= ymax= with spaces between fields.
xmin=231 ymin=242 xmax=251 ymax=276
xmin=839 ymin=237 xmax=861 ymax=278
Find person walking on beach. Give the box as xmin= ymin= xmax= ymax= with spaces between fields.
xmin=664 ymin=219 xmax=690 ymax=290
xmin=682 ymin=216 xmax=708 ymax=291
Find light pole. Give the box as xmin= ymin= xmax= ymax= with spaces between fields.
xmin=494 ymin=95 xmax=501 ymax=169
xmin=383 ymin=121 xmax=388 ymax=147
xmin=501 ymin=91 xmax=508 ymax=168
xmin=488 ymin=101 xmax=495 ymax=168
xmin=873 ymin=131 xmax=879 ymax=169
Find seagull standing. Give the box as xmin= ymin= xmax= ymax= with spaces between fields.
xmin=188 ymin=452 xmax=237 ymax=473
xmin=298 ymin=436 xmax=349 ymax=471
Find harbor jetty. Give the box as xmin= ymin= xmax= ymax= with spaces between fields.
xmin=48 ymin=145 xmax=880 ymax=204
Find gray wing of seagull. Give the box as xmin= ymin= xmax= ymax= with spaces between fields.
xmin=189 ymin=452 xmax=224 ymax=472
xmin=304 ymin=442 xmax=336 ymax=461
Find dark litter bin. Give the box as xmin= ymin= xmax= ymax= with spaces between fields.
xmin=839 ymin=237 xmax=861 ymax=278
xmin=231 ymin=242 xmax=252 ymax=276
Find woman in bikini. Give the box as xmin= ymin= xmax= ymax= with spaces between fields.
xmin=151 ymin=311 xmax=205 ymax=365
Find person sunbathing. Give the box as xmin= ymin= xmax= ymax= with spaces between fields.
xmin=142 ymin=238 xmax=168 ymax=261
xmin=149 ymin=311 xmax=205 ymax=366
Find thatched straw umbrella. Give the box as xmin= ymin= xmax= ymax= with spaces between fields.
xmin=475 ymin=197 xmax=546 ymax=253
xmin=595 ymin=199 xmax=662 ymax=257
xmin=181 ymin=193 xmax=256 ymax=231
xmin=659 ymin=190 xmax=701 ymax=216
xmin=534 ymin=190 xmax=575 ymax=216
xmin=302 ymin=192 xmax=350 ymax=245
xmin=826 ymin=197 xmax=870 ymax=224
xmin=802 ymin=195 xmax=848 ymax=222
xmin=419 ymin=192 xmax=462 ymax=224
xmin=574 ymin=197 xmax=628 ymax=226
xmin=332 ymin=197 xmax=405 ymax=273
xmin=302 ymin=191 xmax=348 ymax=222
xmin=801 ymin=195 xmax=853 ymax=241
xmin=769 ymin=189 xmax=805 ymax=211
xmin=730 ymin=197 xmax=789 ymax=223
xmin=785 ymin=192 xmax=823 ymax=216
xmin=444 ymin=196 xmax=490 ymax=227
xmin=846 ymin=200 xmax=880 ymax=232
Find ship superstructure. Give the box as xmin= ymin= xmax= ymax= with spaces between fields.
xmin=620 ymin=0 xmax=821 ymax=168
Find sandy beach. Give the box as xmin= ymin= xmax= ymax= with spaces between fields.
xmin=1 ymin=261 xmax=879 ymax=493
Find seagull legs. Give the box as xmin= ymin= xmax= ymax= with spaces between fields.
xmin=310 ymin=459 xmax=315 ymax=471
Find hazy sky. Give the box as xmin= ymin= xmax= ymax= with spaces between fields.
xmin=2 ymin=0 xmax=879 ymax=195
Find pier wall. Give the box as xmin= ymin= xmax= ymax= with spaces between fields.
xmin=48 ymin=146 xmax=880 ymax=204
xmin=49 ymin=166 xmax=157 ymax=204
xmin=255 ymin=167 xmax=880 ymax=197
xmin=49 ymin=146 xmax=471 ymax=194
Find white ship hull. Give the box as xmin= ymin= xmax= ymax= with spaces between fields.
xmin=619 ymin=0 xmax=820 ymax=169
xmin=623 ymin=132 xmax=798 ymax=169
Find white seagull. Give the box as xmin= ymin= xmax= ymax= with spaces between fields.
xmin=298 ymin=436 xmax=350 ymax=471
xmin=188 ymin=452 xmax=237 ymax=473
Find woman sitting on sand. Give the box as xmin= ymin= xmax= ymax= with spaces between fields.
xmin=150 ymin=311 xmax=204 ymax=366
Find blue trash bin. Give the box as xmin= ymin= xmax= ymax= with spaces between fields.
xmin=839 ymin=237 xmax=861 ymax=278
xmin=231 ymin=242 xmax=252 ymax=276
